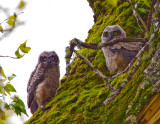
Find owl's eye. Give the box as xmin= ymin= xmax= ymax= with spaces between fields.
xmin=103 ymin=32 xmax=109 ymax=37
xmin=50 ymin=56 xmax=54 ymax=60
xmin=113 ymin=31 xmax=118 ymax=36
xmin=41 ymin=57 xmax=47 ymax=62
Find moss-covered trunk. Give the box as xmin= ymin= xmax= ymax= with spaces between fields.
xmin=25 ymin=0 xmax=160 ymax=123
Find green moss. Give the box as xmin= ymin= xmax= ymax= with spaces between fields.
xmin=25 ymin=0 xmax=160 ymax=123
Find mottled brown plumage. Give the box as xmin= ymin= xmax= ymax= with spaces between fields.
xmin=27 ymin=51 xmax=60 ymax=114
xmin=101 ymin=25 xmax=143 ymax=75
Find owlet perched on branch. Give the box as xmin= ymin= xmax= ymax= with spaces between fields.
xmin=27 ymin=51 xmax=60 ymax=114
xmin=101 ymin=25 xmax=143 ymax=75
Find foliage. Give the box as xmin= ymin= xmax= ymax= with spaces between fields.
xmin=15 ymin=40 xmax=31 ymax=58
xmin=0 ymin=0 xmax=29 ymax=123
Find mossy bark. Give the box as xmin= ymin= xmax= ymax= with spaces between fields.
xmin=25 ymin=0 xmax=160 ymax=124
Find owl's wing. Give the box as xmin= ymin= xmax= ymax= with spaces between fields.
xmin=110 ymin=42 xmax=144 ymax=63
xmin=27 ymin=65 xmax=44 ymax=109
xmin=110 ymin=47 xmax=139 ymax=63
xmin=27 ymin=65 xmax=37 ymax=92
xmin=121 ymin=42 xmax=143 ymax=51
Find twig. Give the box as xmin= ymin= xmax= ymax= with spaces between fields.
xmin=130 ymin=0 xmax=144 ymax=32
xmin=0 ymin=12 xmax=24 ymax=41
xmin=103 ymin=57 xmax=141 ymax=105
xmin=0 ymin=55 xmax=21 ymax=59
xmin=129 ymin=0 xmax=150 ymax=37
xmin=147 ymin=0 xmax=157 ymax=29
xmin=73 ymin=50 xmax=116 ymax=91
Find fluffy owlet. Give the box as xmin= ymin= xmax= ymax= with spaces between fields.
xmin=27 ymin=51 xmax=60 ymax=114
xmin=101 ymin=25 xmax=143 ymax=75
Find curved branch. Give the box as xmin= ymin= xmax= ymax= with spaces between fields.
xmin=74 ymin=37 xmax=146 ymax=50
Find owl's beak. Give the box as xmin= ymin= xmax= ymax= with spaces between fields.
xmin=108 ymin=34 xmax=113 ymax=40
xmin=47 ymin=59 xmax=51 ymax=64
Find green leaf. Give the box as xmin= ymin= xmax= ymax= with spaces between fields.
xmin=11 ymin=104 xmax=21 ymax=116
xmin=0 ymin=26 xmax=3 ymax=33
xmin=11 ymin=95 xmax=19 ymax=102
xmin=18 ymin=1 xmax=25 ymax=9
xmin=4 ymin=83 xmax=16 ymax=95
xmin=18 ymin=99 xmax=28 ymax=116
xmin=5 ymin=102 xmax=11 ymax=110
xmin=20 ymin=47 xmax=31 ymax=53
xmin=0 ymin=66 xmax=6 ymax=78
xmin=138 ymin=7 xmax=149 ymax=13
xmin=8 ymin=74 xmax=16 ymax=81
xmin=140 ymin=0 xmax=151 ymax=7
xmin=19 ymin=40 xmax=31 ymax=53
xmin=9 ymin=14 xmax=17 ymax=20
xmin=15 ymin=49 xmax=22 ymax=58
xmin=7 ymin=19 xmax=15 ymax=27
xmin=11 ymin=97 xmax=28 ymax=116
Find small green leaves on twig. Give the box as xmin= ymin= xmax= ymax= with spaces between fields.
xmin=0 ymin=12 xmax=23 ymax=33
xmin=7 ymin=13 xmax=18 ymax=27
xmin=8 ymin=74 xmax=16 ymax=81
xmin=0 ymin=40 xmax=31 ymax=59
xmin=19 ymin=40 xmax=31 ymax=53
xmin=10 ymin=95 xmax=28 ymax=116
xmin=0 ymin=66 xmax=28 ymax=116
xmin=15 ymin=40 xmax=31 ymax=58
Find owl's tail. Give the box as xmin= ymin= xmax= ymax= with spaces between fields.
xmin=30 ymin=100 xmax=38 ymax=114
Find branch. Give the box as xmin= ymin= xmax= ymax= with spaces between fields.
xmin=74 ymin=37 xmax=146 ymax=50
xmin=147 ymin=0 xmax=157 ymax=29
xmin=0 ymin=55 xmax=22 ymax=59
xmin=130 ymin=0 xmax=144 ymax=32
xmin=129 ymin=0 xmax=150 ymax=37
xmin=73 ymin=50 xmax=116 ymax=91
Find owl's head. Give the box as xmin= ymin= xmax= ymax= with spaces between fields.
xmin=38 ymin=51 xmax=59 ymax=68
xmin=101 ymin=25 xmax=126 ymax=43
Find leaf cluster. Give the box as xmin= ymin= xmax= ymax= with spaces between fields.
xmin=0 ymin=66 xmax=28 ymax=117
xmin=0 ymin=0 xmax=29 ymax=122
xmin=15 ymin=40 xmax=31 ymax=58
